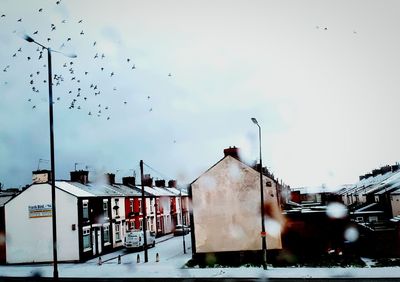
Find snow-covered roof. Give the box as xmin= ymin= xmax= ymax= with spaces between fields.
xmin=0 ymin=195 xmax=13 ymax=206
xmin=66 ymin=181 xmax=124 ymax=197
xmin=111 ymin=184 xmax=142 ymax=197
xmin=55 ymin=181 xmax=95 ymax=197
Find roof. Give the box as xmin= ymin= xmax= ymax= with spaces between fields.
xmin=0 ymin=195 xmax=13 ymax=206
xmin=190 ymin=154 xmax=274 ymax=186
xmin=55 ymin=181 xmax=95 ymax=197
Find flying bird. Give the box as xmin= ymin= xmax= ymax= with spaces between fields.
xmin=101 ymin=53 xmax=105 ymax=59
xmin=39 ymin=8 xmax=43 ymax=12
xmin=110 ymin=72 xmax=114 ymax=77
xmin=67 ymin=37 xmax=71 ymax=41
xmin=78 ymin=19 xmax=82 ymax=23
xmin=168 ymin=73 xmax=172 ymax=77
xmin=84 ymin=71 xmax=88 ymax=75
xmin=17 ymin=47 xmax=22 ymax=52
xmin=17 ymin=18 xmax=22 ymax=22
xmin=56 ymin=0 xmax=61 ymax=4
xmin=1 ymin=14 xmax=5 ymax=18
xmin=80 ymin=30 xmax=84 ymax=35
xmin=33 ymin=30 xmax=38 ymax=34
xmin=93 ymin=41 xmax=96 ymax=46
xmin=127 ymin=58 xmax=130 ymax=62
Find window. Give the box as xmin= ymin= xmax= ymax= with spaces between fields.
xmin=115 ymin=224 xmax=120 ymax=241
xmin=369 ymin=216 xmax=378 ymax=222
xmin=83 ymin=228 xmax=91 ymax=250
xmin=103 ymin=225 xmax=110 ymax=244
xmin=129 ymin=199 xmax=134 ymax=213
xmin=356 ymin=217 xmax=364 ymax=222
xmin=114 ymin=199 xmax=119 ymax=217
xmin=139 ymin=219 xmax=143 ymax=230
xmin=138 ymin=200 xmax=142 ymax=214
xmin=82 ymin=200 xmax=89 ymax=219
xmin=103 ymin=199 xmax=108 ymax=218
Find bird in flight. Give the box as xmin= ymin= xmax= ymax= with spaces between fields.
xmin=33 ymin=30 xmax=38 ymax=34
xmin=17 ymin=18 xmax=22 ymax=22
xmin=39 ymin=8 xmax=43 ymax=12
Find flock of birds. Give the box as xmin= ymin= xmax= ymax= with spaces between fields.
xmin=1 ymin=0 xmax=173 ymax=121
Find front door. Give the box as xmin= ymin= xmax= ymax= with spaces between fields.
xmin=97 ymin=229 xmax=102 ymax=254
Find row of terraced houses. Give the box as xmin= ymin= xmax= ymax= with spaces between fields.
xmin=0 ymin=169 xmax=189 ymax=264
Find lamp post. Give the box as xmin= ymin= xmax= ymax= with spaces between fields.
xmin=251 ymin=117 xmax=267 ymax=270
xmin=179 ymin=186 xmax=186 ymax=254
xmin=23 ymin=35 xmax=76 ymax=279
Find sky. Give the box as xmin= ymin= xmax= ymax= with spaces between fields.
xmin=1 ymin=0 xmax=400 ymax=189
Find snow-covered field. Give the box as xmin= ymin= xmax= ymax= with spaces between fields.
xmin=1 ymin=234 xmax=400 ymax=279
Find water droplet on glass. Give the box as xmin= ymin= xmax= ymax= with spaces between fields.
xmin=326 ymin=202 xmax=347 ymax=219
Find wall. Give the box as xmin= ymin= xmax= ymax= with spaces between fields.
xmin=5 ymin=184 xmax=79 ymax=263
xmin=391 ymin=194 xmax=400 ymax=217
xmin=191 ymin=156 xmax=282 ymax=254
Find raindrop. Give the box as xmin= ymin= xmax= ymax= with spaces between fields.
xmin=264 ymin=217 xmax=281 ymax=238
xmin=344 ymin=226 xmax=359 ymax=242
xmin=326 ymin=202 xmax=347 ymax=219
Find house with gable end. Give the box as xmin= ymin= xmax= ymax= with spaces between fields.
xmin=190 ymin=147 xmax=283 ymax=265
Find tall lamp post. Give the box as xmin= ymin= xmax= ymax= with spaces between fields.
xmin=251 ymin=117 xmax=267 ymax=270
xmin=179 ymin=186 xmax=186 ymax=254
xmin=23 ymin=35 xmax=76 ymax=279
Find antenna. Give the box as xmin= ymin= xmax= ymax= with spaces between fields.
xmin=37 ymin=158 xmax=49 ymax=170
xmin=74 ymin=162 xmax=83 ymax=171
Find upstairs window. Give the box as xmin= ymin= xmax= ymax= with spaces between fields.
xmin=103 ymin=199 xmax=109 ymax=218
xmin=82 ymin=200 xmax=89 ymax=219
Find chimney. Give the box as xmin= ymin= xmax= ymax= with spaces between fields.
xmin=364 ymin=173 xmax=373 ymax=179
xmin=359 ymin=175 xmax=365 ymax=181
xmin=168 ymin=180 xmax=177 ymax=188
xmin=32 ymin=170 xmax=51 ymax=183
xmin=155 ymin=180 xmax=166 ymax=187
xmin=381 ymin=165 xmax=391 ymax=174
xmin=142 ymin=174 xmax=153 ymax=187
xmin=372 ymin=169 xmax=381 ymax=177
xmin=70 ymin=170 xmax=89 ymax=184
xmin=392 ymin=164 xmax=400 ymax=172
xmin=105 ymin=173 xmax=115 ymax=185
xmin=122 ymin=176 xmax=136 ymax=186
xmin=223 ymin=146 xmax=240 ymax=160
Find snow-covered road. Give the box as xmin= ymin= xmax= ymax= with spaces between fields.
xmin=1 ymin=234 xmax=400 ymax=279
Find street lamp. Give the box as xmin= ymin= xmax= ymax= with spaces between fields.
xmin=179 ymin=186 xmax=186 ymax=254
xmin=23 ymin=34 xmax=77 ymax=279
xmin=251 ymin=117 xmax=268 ymax=270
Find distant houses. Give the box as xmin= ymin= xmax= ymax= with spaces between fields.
xmin=1 ymin=169 xmax=189 ymax=264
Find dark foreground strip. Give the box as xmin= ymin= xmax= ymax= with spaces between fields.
xmin=1 ymin=277 xmax=400 ymax=282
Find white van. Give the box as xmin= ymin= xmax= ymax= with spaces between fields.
xmin=124 ymin=230 xmax=156 ymax=249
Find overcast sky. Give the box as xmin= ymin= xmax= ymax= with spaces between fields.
xmin=1 ymin=0 xmax=399 ymax=189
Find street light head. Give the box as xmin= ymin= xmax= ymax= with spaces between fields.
xmin=251 ymin=117 xmax=258 ymax=125
xmin=23 ymin=34 xmax=35 ymax=43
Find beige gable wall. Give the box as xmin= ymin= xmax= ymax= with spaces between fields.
xmin=192 ymin=156 xmax=282 ymax=253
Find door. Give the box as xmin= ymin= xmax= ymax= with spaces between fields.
xmin=97 ymin=229 xmax=102 ymax=254
xmin=92 ymin=230 xmax=96 ymax=255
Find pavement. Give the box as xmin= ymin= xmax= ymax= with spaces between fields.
xmin=90 ymin=233 xmax=175 ymax=264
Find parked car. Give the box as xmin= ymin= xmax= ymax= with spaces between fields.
xmin=173 ymin=224 xmax=190 ymax=236
xmin=124 ymin=230 xmax=156 ymax=249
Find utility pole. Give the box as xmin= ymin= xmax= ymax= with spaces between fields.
xmin=140 ymin=160 xmax=148 ymax=262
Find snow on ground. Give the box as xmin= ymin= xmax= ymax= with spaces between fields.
xmin=1 ymin=234 xmax=400 ymax=279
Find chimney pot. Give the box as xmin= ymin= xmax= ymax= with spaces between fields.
xmin=70 ymin=170 xmax=89 ymax=184
xmin=122 ymin=176 xmax=136 ymax=186
xmin=223 ymin=146 xmax=240 ymax=160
